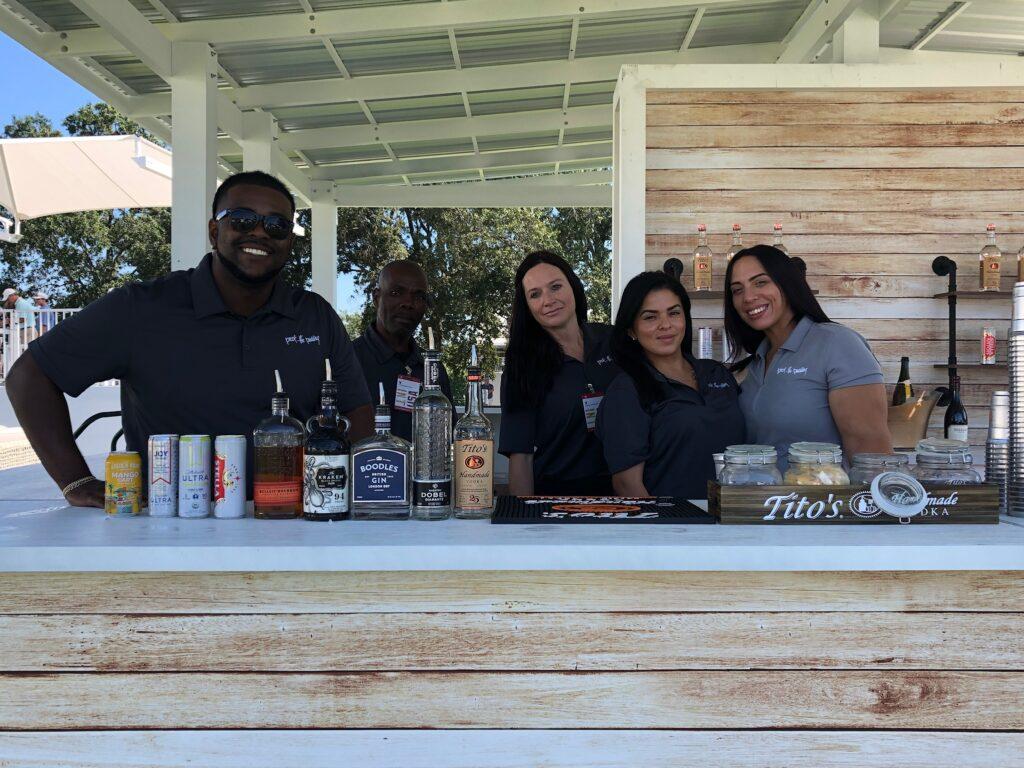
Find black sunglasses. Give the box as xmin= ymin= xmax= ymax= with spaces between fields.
xmin=215 ymin=208 xmax=292 ymax=240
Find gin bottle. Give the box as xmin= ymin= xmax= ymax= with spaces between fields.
xmin=253 ymin=370 xmax=304 ymax=519
xmin=412 ymin=331 xmax=453 ymax=520
xmin=352 ymin=383 xmax=412 ymax=520
xmin=454 ymin=345 xmax=494 ymax=519
xmin=303 ymin=359 xmax=351 ymax=522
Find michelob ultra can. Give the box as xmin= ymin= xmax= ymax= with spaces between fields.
xmin=214 ymin=435 xmax=247 ymax=519
xmin=178 ymin=435 xmax=211 ymax=518
xmin=147 ymin=434 xmax=178 ymax=517
xmin=105 ymin=451 xmax=141 ymax=516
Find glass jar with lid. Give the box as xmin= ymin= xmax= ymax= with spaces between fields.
xmin=849 ymin=453 xmax=910 ymax=487
xmin=719 ymin=444 xmax=783 ymax=486
xmin=912 ymin=438 xmax=981 ymax=485
xmin=784 ymin=442 xmax=850 ymax=485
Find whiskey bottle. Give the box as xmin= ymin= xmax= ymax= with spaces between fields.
xmin=412 ymin=328 xmax=453 ymax=520
xmin=352 ymin=383 xmax=412 ymax=520
xmin=303 ymin=359 xmax=351 ymax=522
xmin=253 ymin=370 xmax=304 ymax=519
xmin=454 ymin=345 xmax=494 ymax=519
xmin=692 ymin=225 xmax=713 ymax=291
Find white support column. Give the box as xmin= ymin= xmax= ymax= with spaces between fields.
xmin=611 ymin=67 xmax=646 ymax=318
xmin=241 ymin=110 xmax=276 ymax=173
xmin=169 ymin=41 xmax=218 ymax=271
xmin=310 ymin=184 xmax=339 ymax=309
xmin=832 ymin=0 xmax=880 ymax=63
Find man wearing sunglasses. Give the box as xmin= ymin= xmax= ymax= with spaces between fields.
xmin=7 ymin=170 xmax=373 ymax=508
xmin=353 ymin=260 xmax=453 ymax=442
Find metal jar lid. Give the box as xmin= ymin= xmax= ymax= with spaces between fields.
xmin=870 ymin=471 xmax=930 ymax=519
xmin=788 ymin=441 xmax=843 ymax=464
xmin=851 ymin=452 xmax=910 ymax=468
xmin=915 ymin=438 xmax=973 ymax=465
xmin=724 ymin=444 xmax=778 ymax=465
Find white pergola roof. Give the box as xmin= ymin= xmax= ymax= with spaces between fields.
xmin=3 ymin=0 xmax=1022 ymax=210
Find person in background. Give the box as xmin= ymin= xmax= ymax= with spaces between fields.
xmin=6 ymin=170 xmax=372 ymax=508
xmin=33 ymin=293 xmax=56 ymax=335
xmin=725 ymin=244 xmax=891 ymax=470
xmin=596 ymin=271 xmax=745 ymax=499
xmin=353 ymin=260 xmax=453 ymax=442
xmin=2 ymin=287 xmax=36 ymax=344
xmin=499 ymin=250 xmax=619 ymax=496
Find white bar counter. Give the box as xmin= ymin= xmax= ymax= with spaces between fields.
xmin=2 ymin=499 xmax=1023 ymax=572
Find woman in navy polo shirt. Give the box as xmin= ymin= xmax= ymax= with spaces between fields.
xmin=595 ymin=271 xmax=745 ymax=498
xmin=725 ymin=245 xmax=891 ymax=469
xmin=500 ymin=251 xmax=620 ymax=496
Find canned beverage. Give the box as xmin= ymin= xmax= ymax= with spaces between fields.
xmin=214 ymin=435 xmax=247 ymax=519
xmin=982 ymin=327 xmax=997 ymax=365
xmin=105 ymin=451 xmax=141 ymax=516
xmin=697 ymin=327 xmax=714 ymax=360
xmin=178 ymin=435 xmax=211 ymax=518
xmin=147 ymin=435 xmax=178 ymax=517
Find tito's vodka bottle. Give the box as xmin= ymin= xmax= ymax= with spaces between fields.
xmin=454 ymin=345 xmax=494 ymax=519
xmin=692 ymin=225 xmax=713 ymax=291
xmin=980 ymin=224 xmax=1002 ymax=291
xmin=351 ymin=383 xmax=412 ymax=520
xmin=412 ymin=338 xmax=453 ymax=520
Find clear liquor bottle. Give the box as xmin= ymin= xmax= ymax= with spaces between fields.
xmin=980 ymin=224 xmax=1002 ymax=291
xmin=1017 ymin=242 xmax=1024 ymax=283
xmin=692 ymin=225 xmax=713 ymax=291
xmin=253 ymin=370 xmax=305 ymax=519
xmin=454 ymin=345 xmax=494 ymax=519
xmin=352 ymin=383 xmax=412 ymax=520
xmin=772 ymin=222 xmax=788 ymax=254
xmin=726 ymin=223 xmax=743 ymax=261
xmin=303 ymin=360 xmax=351 ymax=522
xmin=412 ymin=344 xmax=453 ymax=520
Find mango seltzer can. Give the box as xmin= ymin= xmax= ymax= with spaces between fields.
xmin=105 ymin=451 xmax=142 ymax=516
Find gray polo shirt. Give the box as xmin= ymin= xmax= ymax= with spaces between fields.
xmin=738 ymin=316 xmax=883 ymax=470
xmin=29 ymin=253 xmax=371 ymax=492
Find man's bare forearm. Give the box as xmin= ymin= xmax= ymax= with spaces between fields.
xmin=6 ymin=353 xmax=93 ymax=488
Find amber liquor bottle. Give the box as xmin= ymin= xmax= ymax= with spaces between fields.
xmin=253 ymin=370 xmax=305 ymax=519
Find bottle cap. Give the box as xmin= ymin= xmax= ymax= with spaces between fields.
xmin=697 ymin=224 xmax=706 ymax=232
xmin=870 ymin=471 xmax=929 ymax=520
xmin=732 ymin=223 xmax=740 ymax=232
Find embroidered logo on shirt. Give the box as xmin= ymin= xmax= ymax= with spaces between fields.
xmin=707 ymin=382 xmax=730 ymax=389
xmin=285 ymin=334 xmax=321 ymax=346
xmin=776 ymin=365 xmax=808 ymax=375
xmin=596 ymin=355 xmax=613 ymax=366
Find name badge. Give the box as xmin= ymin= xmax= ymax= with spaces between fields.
xmin=394 ymin=375 xmax=422 ymax=413
xmin=581 ymin=391 xmax=604 ymax=432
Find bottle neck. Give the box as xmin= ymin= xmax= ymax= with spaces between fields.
xmin=374 ymin=405 xmax=391 ymax=436
xmin=319 ymin=384 xmax=339 ymax=422
xmin=271 ymin=395 xmax=290 ymax=417
xmin=732 ymin=233 xmax=742 ymax=246
xmin=424 ymin=354 xmax=441 ymax=390
xmin=697 ymin=231 xmax=707 ymax=246
xmin=466 ymin=372 xmax=482 ymax=416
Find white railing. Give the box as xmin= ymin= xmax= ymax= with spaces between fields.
xmin=0 ymin=307 xmax=85 ymax=383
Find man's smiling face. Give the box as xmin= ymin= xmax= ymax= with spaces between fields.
xmin=209 ymin=183 xmax=295 ymax=285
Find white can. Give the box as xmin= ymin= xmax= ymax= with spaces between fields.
xmin=147 ymin=434 xmax=178 ymax=517
xmin=697 ymin=327 xmax=714 ymax=360
xmin=178 ymin=434 xmax=211 ymax=518
xmin=214 ymin=435 xmax=247 ymax=519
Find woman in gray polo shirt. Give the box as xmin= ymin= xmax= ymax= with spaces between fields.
xmin=725 ymin=245 xmax=892 ymax=470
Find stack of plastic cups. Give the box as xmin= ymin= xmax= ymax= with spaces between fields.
xmin=986 ymin=391 xmax=1010 ymax=515
xmin=1007 ymin=283 xmax=1024 ymax=518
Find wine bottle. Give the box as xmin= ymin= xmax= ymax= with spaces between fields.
xmin=944 ymin=374 xmax=970 ymax=443
xmin=892 ymin=356 xmax=913 ymax=406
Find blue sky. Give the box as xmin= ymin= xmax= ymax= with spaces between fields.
xmin=1 ymin=33 xmax=363 ymax=312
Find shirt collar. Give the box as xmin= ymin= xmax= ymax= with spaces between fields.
xmin=754 ymin=315 xmax=815 ymax=358
xmin=644 ymin=351 xmax=705 ymax=390
xmin=190 ymin=252 xmax=297 ymax=320
xmin=365 ymin=322 xmax=422 ymax=367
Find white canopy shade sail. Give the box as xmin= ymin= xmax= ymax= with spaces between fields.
xmin=0 ymin=134 xmax=171 ymax=221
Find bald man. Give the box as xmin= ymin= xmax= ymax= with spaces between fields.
xmin=353 ymin=260 xmax=454 ymax=441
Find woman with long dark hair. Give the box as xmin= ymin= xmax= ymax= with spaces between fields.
xmin=595 ymin=271 xmax=744 ymax=498
xmin=499 ymin=251 xmax=619 ymax=495
xmin=725 ymin=245 xmax=891 ymax=469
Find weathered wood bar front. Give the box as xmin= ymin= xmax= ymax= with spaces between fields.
xmin=1 ymin=501 xmax=1023 ymax=766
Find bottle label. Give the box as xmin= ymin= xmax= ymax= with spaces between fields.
xmin=455 ymin=439 xmax=493 ymax=509
xmin=414 ymin=479 xmax=451 ymax=508
xmin=303 ymin=454 xmax=350 ymax=517
xmin=254 ymin=481 xmax=301 ymax=505
xmin=353 ymin=448 xmax=408 ymax=503
xmin=948 ymin=424 xmax=969 ymax=443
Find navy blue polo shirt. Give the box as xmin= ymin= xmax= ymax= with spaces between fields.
xmin=596 ymin=355 xmax=745 ymax=499
xmin=352 ymin=322 xmax=454 ymax=442
xmin=498 ymin=323 xmax=619 ymax=494
xmin=29 ymin=253 xmax=371 ymax=490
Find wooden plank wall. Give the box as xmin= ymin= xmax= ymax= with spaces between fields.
xmin=645 ymin=88 xmax=1022 ymax=448
xmin=1 ymin=570 xmax=1023 ymax=766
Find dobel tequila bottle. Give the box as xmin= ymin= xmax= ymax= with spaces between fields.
xmin=692 ymin=225 xmax=713 ymax=291
xmin=726 ymin=223 xmax=742 ymax=261
xmin=772 ymin=222 xmax=788 ymax=254
xmin=454 ymin=345 xmax=494 ymax=519
xmin=352 ymin=383 xmax=412 ymax=520
xmin=412 ymin=329 xmax=453 ymax=520
xmin=980 ymin=224 xmax=1002 ymax=291
xmin=253 ymin=370 xmax=304 ymax=519
xmin=303 ymin=359 xmax=352 ymax=522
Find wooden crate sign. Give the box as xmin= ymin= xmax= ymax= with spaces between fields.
xmin=708 ymin=482 xmax=999 ymax=525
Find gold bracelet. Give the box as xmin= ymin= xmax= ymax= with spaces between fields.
xmin=61 ymin=475 xmax=98 ymax=497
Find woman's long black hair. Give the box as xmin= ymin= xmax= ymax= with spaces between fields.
xmin=611 ymin=271 xmax=694 ymax=409
xmin=503 ymin=250 xmax=588 ymax=410
xmin=723 ymin=245 xmax=829 ymax=363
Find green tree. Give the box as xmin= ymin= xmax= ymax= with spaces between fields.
xmin=2 ymin=113 xmax=60 ymax=138
xmin=62 ymin=102 xmax=156 ymax=142
xmin=549 ymin=208 xmax=613 ymax=323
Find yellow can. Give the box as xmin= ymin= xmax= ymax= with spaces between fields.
xmin=105 ymin=451 xmax=142 ymax=516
